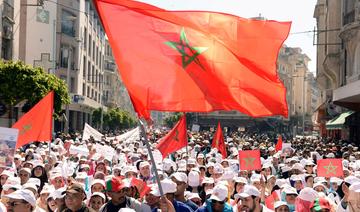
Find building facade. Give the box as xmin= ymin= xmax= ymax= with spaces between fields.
xmin=0 ymin=0 xmax=132 ymax=132
xmin=314 ymin=0 xmax=360 ymax=141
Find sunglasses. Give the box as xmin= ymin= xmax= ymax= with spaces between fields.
xmin=212 ymin=200 xmax=225 ymax=205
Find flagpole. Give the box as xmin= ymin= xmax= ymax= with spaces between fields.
xmin=139 ymin=120 xmax=164 ymax=196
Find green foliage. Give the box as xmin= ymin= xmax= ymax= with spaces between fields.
xmin=164 ymin=112 xmax=182 ymax=128
xmin=0 ymin=60 xmax=70 ymax=118
xmin=92 ymin=107 xmax=137 ymax=131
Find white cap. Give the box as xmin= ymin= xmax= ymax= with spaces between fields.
xmin=0 ymin=170 xmax=14 ymax=177
xmin=28 ymin=178 xmax=41 ymax=188
xmin=209 ymin=184 xmax=228 ymax=201
xmin=344 ymin=176 xmax=360 ymax=185
xmin=213 ymin=164 xmax=224 ymax=174
xmin=171 ymin=172 xmax=187 ymax=183
xmin=5 ymin=189 xmax=36 ymax=206
xmin=238 ymin=185 xmax=260 ymax=198
xmin=283 ymin=187 xmax=298 ymax=195
xmin=2 ymin=177 xmax=21 ymax=191
xmin=274 ymin=201 xmax=288 ymax=209
xmin=298 ymin=187 xmax=319 ymax=202
xmin=75 ymin=172 xmax=88 ymax=180
xmin=292 ymin=163 xmax=304 ymax=171
xmin=40 ymin=184 xmax=55 ymax=195
xmin=187 ymin=192 xmax=201 ymax=200
xmin=91 ymin=192 xmax=106 ymax=200
xmin=221 ymin=170 xmax=235 ymax=181
xmin=188 ymin=171 xmax=200 ymax=187
xmin=22 ymin=183 xmax=38 ymax=192
xmin=91 ymin=179 xmax=105 ymax=187
xmin=349 ymin=182 xmax=360 ymax=193
xmin=313 ymin=183 xmax=327 ymax=191
xmin=139 ymin=161 xmax=150 ymax=169
xmin=202 ymin=177 xmax=215 ymax=185
xmin=326 ymin=153 xmax=335 ymax=158
xmin=161 ymin=179 xmax=177 ymax=194
xmin=19 ymin=167 xmax=32 ymax=175
xmin=234 ymin=177 xmax=248 ymax=184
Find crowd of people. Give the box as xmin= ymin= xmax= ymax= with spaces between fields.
xmin=0 ymin=129 xmax=360 ymax=212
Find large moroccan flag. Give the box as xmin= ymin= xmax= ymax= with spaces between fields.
xmin=12 ymin=91 xmax=54 ymax=148
xmin=239 ymin=150 xmax=261 ymax=171
xmin=94 ymin=0 xmax=291 ymax=119
xmin=157 ymin=115 xmax=187 ymax=158
xmin=212 ymin=122 xmax=227 ymax=159
xmin=317 ymin=159 xmax=343 ymax=177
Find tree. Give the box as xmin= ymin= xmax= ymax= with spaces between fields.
xmin=92 ymin=107 xmax=137 ymax=131
xmin=0 ymin=60 xmax=70 ymax=125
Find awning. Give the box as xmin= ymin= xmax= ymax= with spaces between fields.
xmin=326 ymin=111 xmax=354 ymax=130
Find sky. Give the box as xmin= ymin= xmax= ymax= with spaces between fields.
xmin=139 ymin=0 xmax=318 ymax=73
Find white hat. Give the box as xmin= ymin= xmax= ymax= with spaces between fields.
xmin=75 ymin=172 xmax=88 ymax=180
xmin=290 ymin=175 xmax=303 ymax=182
xmin=0 ymin=170 xmax=14 ymax=177
xmin=313 ymin=183 xmax=327 ymax=191
xmin=28 ymin=178 xmax=41 ymax=188
xmin=326 ymin=153 xmax=335 ymax=158
xmin=209 ymin=184 xmax=228 ymax=201
xmin=250 ymin=174 xmax=261 ymax=183
xmin=139 ymin=161 xmax=150 ymax=169
xmin=239 ymin=185 xmax=260 ymax=198
xmin=188 ymin=159 xmax=196 ymax=165
xmin=5 ymin=189 xmax=36 ymax=206
xmin=291 ymin=163 xmax=304 ymax=171
xmin=213 ymin=164 xmax=224 ymax=174
xmin=187 ymin=192 xmax=201 ymax=200
xmin=91 ymin=179 xmax=105 ymax=187
xmin=171 ymin=172 xmax=187 ymax=183
xmin=283 ymin=187 xmax=298 ymax=195
xmin=19 ymin=167 xmax=32 ymax=175
xmin=344 ymin=176 xmax=360 ymax=185
xmin=2 ymin=177 xmax=21 ymax=191
xmin=22 ymin=183 xmax=38 ymax=192
xmin=268 ymin=147 xmax=275 ymax=152
xmin=188 ymin=171 xmax=200 ymax=187
xmin=161 ymin=179 xmax=177 ymax=194
xmin=274 ymin=201 xmax=288 ymax=209
xmin=349 ymin=182 xmax=360 ymax=193
xmin=202 ymin=177 xmax=215 ymax=185
xmin=40 ymin=184 xmax=55 ymax=195
xmin=91 ymin=192 xmax=106 ymax=200
xmin=298 ymin=187 xmax=319 ymax=202
xmin=221 ymin=170 xmax=235 ymax=181
xmin=234 ymin=177 xmax=248 ymax=184
xmin=49 ymin=187 xmax=66 ymax=200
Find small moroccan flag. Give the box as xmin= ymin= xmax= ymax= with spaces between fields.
xmin=12 ymin=91 xmax=54 ymax=148
xmin=212 ymin=122 xmax=227 ymax=159
xmin=317 ymin=159 xmax=343 ymax=177
xmin=239 ymin=150 xmax=261 ymax=171
xmin=275 ymin=135 xmax=283 ymax=152
xmin=156 ymin=115 xmax=188 ymax=158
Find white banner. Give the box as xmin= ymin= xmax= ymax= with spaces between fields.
xmin=82 ymin=123 xmax=103 ymax=141
xmin=0 ymin=127 xmax=19 ymax=168
xmin=191 ymin=124 xmax=200 ymax=132
xmin=106 ymin=127 xmax=140 ymax=144
xmin=69 ymin=145 xmax=89 ymax=156
xmin=95 ymin=143 xmax=115 ymax=161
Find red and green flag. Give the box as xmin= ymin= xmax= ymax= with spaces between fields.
xmin=212 ymin=122 xmax=227 ymax=159
xmin=131 ymin=177 xmax=151 ymax=198
xmin=239 ymin=150 xmax=261 ymax=171
xmin=317 ymin=159 xmax=343 ymax=177
xmin=156 ymin=115 xmax=188 ymax=159
xmin=12 ymin=91 xmax=54 ymax=149
xmin=275 ymin=135 xmax=283 ymax=152
xmin=94 ymin=0 xmax=291 ymax=120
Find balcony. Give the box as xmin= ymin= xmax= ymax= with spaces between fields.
xmin=2 ymin=1 xmax=14 ymax=22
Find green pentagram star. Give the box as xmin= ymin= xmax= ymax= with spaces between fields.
xmin=165 ymin=28 xmax=208 ymax=70
xmin=20 ymin=124 xmax=32 ymax=135
xmin=323 ymin=162 xmax=337 ymax=175
xmin=174 ymin=129 xmax=179 ymax=142
xmin=243 ymin=154 xmax=255 ymax=167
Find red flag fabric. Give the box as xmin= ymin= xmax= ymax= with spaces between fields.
xmin=275 ymin=135 xmax=283 ymax=152
xmin=211 ymin=122 xmax=227 ymax=159
xmin=131 ymin=177 xmax=151 ymax=198
xmin=239 ymin=150 xmax=261 ymax=171
xmin=156 ymin=115 xmax=188 ymax=158
xmin=317 ymin=159 xmax=343 ymax=177
xmin=94 ymin=0 xmax=291 ymax=119
xmin=12 ymin=91 xmax=54 ymax=149
xmin=265 ymin=191 xmax=279 ymax=210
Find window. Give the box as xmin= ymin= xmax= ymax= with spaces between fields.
xmin=82 ymin=83 xmax=86 ymax=96
xmin=88 ymin=35 xmax=92 ymax=55
xmin=70 ymin=77 xmax=75 ymax=93
xmin=87 ymin=61 xmax=91 ymax=81
xmin=61 ymin=10 xmax=76 ymax=37
xmin=82 ymin=56 xmax=86 ymax=77
xmin=96 ymin=46 xmax=99 ymax=65
xmin=92 ymin=41 xmax=95 ymax=60
xmin=60 ymin=46 xmax=73 ymax=68
xmin=92 ymin=65 xmax=95 ymax=84
xmin=83 ymin=27 xmax=87 ymax=49
xmin=87 ymin=86 xmax=90 ymax=97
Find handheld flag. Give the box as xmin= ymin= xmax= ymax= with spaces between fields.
xmin=275 ymin=135 xmax=283 ymax=152
xmin=131 ymin=177 xmax=151 ymax=198
xmin=317 ymin=159 xmax=343 ymax=177
xmin=12 ymin=91 xmax=54 ymax=148
xmin=94 ymin=0 xmax=291 ymax=119
xmin=239 ymin=150 xmax=261 ymax=171
xmin=156 ymin=115 xmax=187 ymax=159
xmin=211 ymin=122 xmax=227 ymax=159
